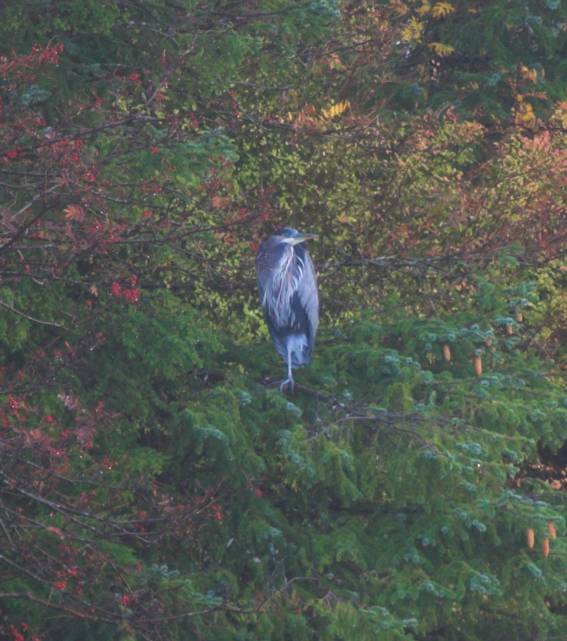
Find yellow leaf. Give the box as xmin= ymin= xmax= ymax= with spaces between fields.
xmin=429 ymin=42 xmax=455 ymax=57
xmin=401 ymin=17 xmax=424 ymax=42
xmin=416 ymin=1 xmax=431 ymax=16
xmin=116 ymin=96 xmax=129 ymax=112
xmin=431 ymin=1 xmax=455 ymax=18
xmin=321 ymin=100 xmax=350 ymax=120
xmin=519 ymin=64 xmax=538 ymax=82
xmin=515 ymin=101 xmax=535 ymax=125
xmin=389 ymin=0 xmax=408 ymax=16
xmin=326 ymin=53 xmax=344 ymax=70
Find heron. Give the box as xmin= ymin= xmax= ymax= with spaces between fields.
xmin=256 ymin=227 xmax=319 ymax=391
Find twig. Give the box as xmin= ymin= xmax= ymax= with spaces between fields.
xmin=0 ymin=299 xmax=64 ymax=329
xmin=11 ymin=183 xmax=60 ymax=219
xmin=335 ymin=414 xmax=431 ymax=446
xmin=0 ymin=591 xmax=115 ymax=623
xmin=0 ymin=184 xmax=60 ymax=255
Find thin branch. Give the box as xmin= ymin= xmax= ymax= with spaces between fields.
xmin=11 ymin=184 xmax=60 ymax=218
xmin=0 ymin=591 xmax=115 ymax=623
xmin=335 ymin=414 xmax=431 ymax=446
xmin=0 ymin=299 xmax=64 ymax=329
xmin=319 ymin=243 xmax=566 ymax=277
xmin=194 ymin=2 xmax=313 ymax=20
xmin=0 ymin=184 xmax=60 ymax=255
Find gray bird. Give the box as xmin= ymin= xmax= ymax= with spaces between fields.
xmin=256 ymin=228 xmax=319 ymax=391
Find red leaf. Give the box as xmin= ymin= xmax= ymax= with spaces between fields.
xmin=122 ymin=288 xmax=140 ymax=304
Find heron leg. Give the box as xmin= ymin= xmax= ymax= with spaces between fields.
xmin=279 ymin=343 xmax=294 ymax=393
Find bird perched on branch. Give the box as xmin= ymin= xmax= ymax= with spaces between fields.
xmin=256 ymin=227 xmax=319 ymax=391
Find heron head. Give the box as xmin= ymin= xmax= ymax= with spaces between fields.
xmin=277 ymin=227 xmax=318 ymax=245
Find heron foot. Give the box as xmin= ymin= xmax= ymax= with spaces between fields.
xmin=279 ymin=377 xmax=295 ymax=393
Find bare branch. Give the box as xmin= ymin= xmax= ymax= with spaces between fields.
xmin=0 ymin=299 xmax=64 ymax=329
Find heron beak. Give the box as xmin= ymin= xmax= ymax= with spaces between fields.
xmin=290 ymin=233 xmax=318 ymax=245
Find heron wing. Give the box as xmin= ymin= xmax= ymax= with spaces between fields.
xmin=296 ymin=249 xmax=319 ymax=348
xmin=255 ymin=237 xmax=281 ymax=309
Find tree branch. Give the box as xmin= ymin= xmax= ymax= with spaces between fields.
xmin=0 ymin=299 xmax=64 ymax=329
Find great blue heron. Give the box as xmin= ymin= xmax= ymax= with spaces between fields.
xmin=256 ymin=227 xmax=319 ymax=391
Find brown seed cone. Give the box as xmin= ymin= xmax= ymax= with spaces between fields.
xmin=505 ymin=323 xmax=513 ymax=336
xmin=473 ymin=355 xmax=482 ymax=377
xmin=542 ymin=537 xmax=550 ymax=558
xmin=515 ymin=309 xmax=523 ymax=322
xmin=442 ymin=344 xmax=451 ymax=362
xmin=527 ymin=528 xmax=535 ymax=549
xmin=547 ymin=521 xmax=557 ymax=540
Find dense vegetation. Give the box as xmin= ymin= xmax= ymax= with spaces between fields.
xmin=0 ymin=1 xmax=566 ymax=640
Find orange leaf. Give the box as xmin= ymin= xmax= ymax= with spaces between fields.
xmin=64 ymin=204 xmax=85 ymax=222
xmin=46 ymin=526 xmax=65 ymax=540
xmin=211 ymin=195 xmax=230 ymax=209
